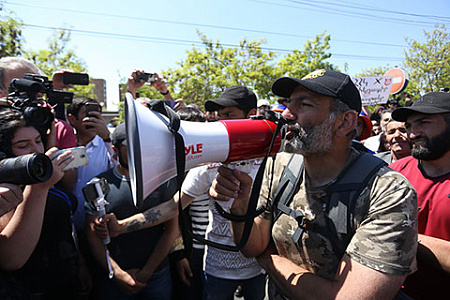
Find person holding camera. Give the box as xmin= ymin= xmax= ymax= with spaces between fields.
xmin=127 ymin=69 xmax=174 ymax=101
xmin=66 ymin=97 xmax=116 ymax=232
xmin=0 ymin=108 xmax=91 ymax=298
xmin=0 ymin=57 xmax=79 ymax=193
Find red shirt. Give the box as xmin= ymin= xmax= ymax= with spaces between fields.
xmin=390 ymin=156 xmax=450 ymax=299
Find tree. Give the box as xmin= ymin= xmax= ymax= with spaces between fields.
xmin=403 ymin=24 xmax=450 ymax=94
xmin=25 ymin=29 xmax=95 ymax=99
xmin=163 ymin=31 xmax=278 ymax=107
xmin=275 ymin=32 xmax=338 ymax=80
xmin=0 ymin=7 xmax=24 ymax=57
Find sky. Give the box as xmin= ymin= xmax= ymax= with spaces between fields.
xmin=3 ymin=0 xmax=450 ymax=110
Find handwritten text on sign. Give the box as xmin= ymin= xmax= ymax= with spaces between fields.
xmin=351 ymin=76 xmax=393 ymax=106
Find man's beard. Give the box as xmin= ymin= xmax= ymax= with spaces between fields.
xmin=284 ymin=114 xmax=336 ymax=155
xmin=411 ymin=124 xmax=450 ymax=161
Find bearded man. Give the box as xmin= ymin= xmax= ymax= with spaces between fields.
xmin=210 ymin=70 xmax=418 ymax=299
xmin=390 ymin=91 xmax=450 ymax=299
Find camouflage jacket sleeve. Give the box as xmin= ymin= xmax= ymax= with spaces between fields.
xmin=346 ymin=166 xmax=418 ymax=275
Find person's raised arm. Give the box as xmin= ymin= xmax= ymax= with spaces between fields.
xmin=126 ymin=69 xmax=146 ymax=99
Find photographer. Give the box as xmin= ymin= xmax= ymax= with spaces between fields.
xmin=0 ymin=108 xmax=92 ymax=298
xmin=0 ymin=57 xmax=79 ymax=192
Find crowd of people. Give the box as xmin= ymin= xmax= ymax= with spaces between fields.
xmin=0 ymin=56 xmax=449 ymax=300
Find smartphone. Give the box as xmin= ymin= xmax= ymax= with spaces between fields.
xmin=135 ymin=72 xmax=157 ymax=84
xmin=82 ymin=178 xmax=110 ymax=203
xmin=85 ymin=102 xmax=101 ymax=117
xmin=63 ymin=72 xmax=89 ymax=85
xmin=54 ymin=146 xmax=89 ymax=171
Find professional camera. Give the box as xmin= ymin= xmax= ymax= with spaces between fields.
xmin=0 ymin=152 xmax=53 ymax=185
xmin=6 ymin=72 xmax=89 ymax=131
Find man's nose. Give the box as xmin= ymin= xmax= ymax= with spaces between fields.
xmin=281 ymin=107 xmax=295 ymax=120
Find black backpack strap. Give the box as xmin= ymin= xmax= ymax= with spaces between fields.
xmin=324 ymin=152 xmax=387 ymax=256
xmin=272 ymin=154 xmax=304 ymax=223
xmin=271 ymin=151 xmax=387 ymax=257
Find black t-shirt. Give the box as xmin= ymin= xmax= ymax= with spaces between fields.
xmin=13 ymin=187 xmax=79 ymax=296
xmin=85 ymin=167 xmax=177 ymax=270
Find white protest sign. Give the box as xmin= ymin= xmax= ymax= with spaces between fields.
xmin=351 ymin=76 xmax=393 ymax=106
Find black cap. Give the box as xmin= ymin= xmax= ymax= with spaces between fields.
xmin=392 ymin=92 xmax=450 ymax=122
xmin=271 ymin=69 xmax=361 ymax=113
xmin=111 ymin=123 xmax=127 ymax=146
xmin=205 ymin=85 xmax=257 ymax=112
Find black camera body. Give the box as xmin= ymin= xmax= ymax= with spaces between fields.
xmin=7 ymin=72 xmax=89 ymax=131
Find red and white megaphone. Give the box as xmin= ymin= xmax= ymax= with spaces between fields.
xmin=124 ymin=93 xmax=282 ymax=207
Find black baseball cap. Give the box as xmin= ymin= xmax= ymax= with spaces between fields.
xmin=111 ymin=122 xmax=127 ymax=146
xmin=392 ymin=91 xmax=450 ymax=122
xmin=271 ymin=69 xmax=362 ymax=113
xmin=205 ymin=85 xmax=257 ymax=112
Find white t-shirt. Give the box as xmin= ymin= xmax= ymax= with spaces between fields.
xmin=182 ymin=161 xmax=264 ymax=280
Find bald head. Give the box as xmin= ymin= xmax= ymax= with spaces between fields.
xmin=0 ymin=57 xmax=40 ymax=97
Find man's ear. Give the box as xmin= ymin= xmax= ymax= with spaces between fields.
xmin=246 ymin=108 xmax=257 ymax=118
xmin=67 ymin=114 xmax=76 ymax=126
xmin=335 ymin=111 xmax=358 ymax=137
xmin=111 ymin=144 xmax=119 ymax=160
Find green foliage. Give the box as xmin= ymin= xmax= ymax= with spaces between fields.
xmin=403 ymin=24 xmax=450 ymax=94
xmin=276 ymin=32 xmax=337 ymax=79
xmin=354 ymin=66 xmax=390 ymax=78
xmin=0 ymin=9 xmax=24 ymax=57
xmin=25 ymin=29 xmax=95 ymax=99
xmin=163 ymin=31 xmax=278 ymax=107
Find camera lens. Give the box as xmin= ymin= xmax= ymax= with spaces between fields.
xmin=0 ymin=153 xmax=53 ymax=185
xmin=23 ymin=106 xmax=54 ymax=130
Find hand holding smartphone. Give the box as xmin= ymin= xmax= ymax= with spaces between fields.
xmin=54 ymin=146 xmax=89 ymax=171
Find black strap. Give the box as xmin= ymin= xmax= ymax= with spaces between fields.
xmin=213 ymin=117 xmax=286 ymax=251
xmin=146 ymin=100 xmax=185 ymax=191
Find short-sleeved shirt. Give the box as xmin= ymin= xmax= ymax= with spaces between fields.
xmin=259 ymin=150 xmax=418 ymax=281
xmin=73 ymin=135 xmax=116 ymax=230
xmin=390 ymin=156 xmax=450 ymax=298
xmin=85 ymin=167 xmax=177 ymax=270
xmin=182 ymin=162 xmax=264 ymax=280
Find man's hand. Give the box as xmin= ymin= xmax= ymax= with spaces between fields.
xmin=40 ymin=147 xmax=74 ymax=188
xmin=94 ymin=213 xmax=124 ymax=239
xmin=151 ymin=73 xmax=168 ymax=93
xmin=209 ymin=165 xmax=253 ymax=216
xmin=0 ymin=183 xmax=23 ymax=217
xmin=176 ymin=258 xmax=193 ymax=286
xmin=114 ymin=268 xmax=146 ymax=295
xmin=52 ymin=69 xmax=74 ymax=90
xmin=127 ymin=69 xmax=146 ymax=98
xmin=82 ymin=111 xmax=110 ymax=141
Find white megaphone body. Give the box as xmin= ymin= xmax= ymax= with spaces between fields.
xmin=124 ymin=93 xmax=282 ymax=207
